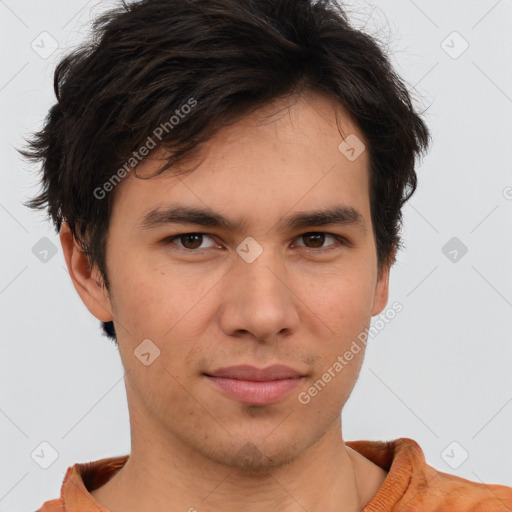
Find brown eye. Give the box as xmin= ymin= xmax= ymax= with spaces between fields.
xmin=165 ymin=233 xmax=217 ymax=251
xmin=179 ymin=234 xmax=203 ymax=249
xmin=301 ymin=232 xmax=327 ymax=248
xmin=295 ymin=232 xmax=341 ymax=250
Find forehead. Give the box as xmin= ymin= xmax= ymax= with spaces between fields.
xmin=109 ymin=91 xmax=370 ymax=231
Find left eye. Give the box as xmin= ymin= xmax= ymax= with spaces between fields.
xmin=293 ymin=232 xmax=340 ymax=250
xmin=164 ymin=232 xmax=346 ymax=252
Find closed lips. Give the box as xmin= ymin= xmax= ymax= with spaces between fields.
xmin=204 ymin=364 xmax=304 ymax=381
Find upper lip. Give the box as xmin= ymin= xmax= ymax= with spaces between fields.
xmin=205 ymin=364 xmax=303 ymax=381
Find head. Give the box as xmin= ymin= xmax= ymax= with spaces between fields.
xmin=21 ymin=0 xmax=429 ymax=470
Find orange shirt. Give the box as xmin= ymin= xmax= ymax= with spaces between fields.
xmin=38 ymin=437 xmax=511 ymax=511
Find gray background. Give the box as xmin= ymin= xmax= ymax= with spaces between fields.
xmin=0 ymin=0 xmax=511 ymax=510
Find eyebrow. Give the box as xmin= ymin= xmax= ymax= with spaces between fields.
xmin=137 ymin=204 xmax=366 ymax=234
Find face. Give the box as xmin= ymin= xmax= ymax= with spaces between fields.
xmin=69 ymin=91 xmax=390 ymax=471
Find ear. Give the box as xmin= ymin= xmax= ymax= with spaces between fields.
xmin=59 ymin=221 xmax=113 ymax=322
xmin=370 ymin=247 xmax=395 ymax=316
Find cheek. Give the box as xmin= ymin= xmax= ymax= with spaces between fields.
xmin=299 ymin=262 xmax=375 ymax=383
xmin=297 ymin=260 xmax=377 ymax=330
xmin=109 ymin=257 xmax=220 ymax=342
xmin=110 ymin=266 xmax=224 ymax=404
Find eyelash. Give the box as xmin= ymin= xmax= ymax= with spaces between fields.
xmin=162 ymin=232 xmax=351 ymax=254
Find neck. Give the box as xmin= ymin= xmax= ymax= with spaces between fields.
xmin=91 ymin=432 xmax=373 ymax=512
xmin=90 ymin=377 xmax=389 ymax=512
xmin=91 ymin=420 xmax=375 ymax=512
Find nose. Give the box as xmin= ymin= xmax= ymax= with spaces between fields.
xmin=218 ymin=250 xmax=300 ymax=342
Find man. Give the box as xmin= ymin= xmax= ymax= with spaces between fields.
xmin=22 ymin=0 xmax=511 ymax=510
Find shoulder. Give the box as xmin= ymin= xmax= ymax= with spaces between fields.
xmin=348 ymin=437 xmax=512 ymax=511
xmin=421 ymin=465 xmax=512 ymax=511
xmin=394 ymin=438 xmax=512 ymax=511
xmin=35 ymin=497 xmax=65 ymax=512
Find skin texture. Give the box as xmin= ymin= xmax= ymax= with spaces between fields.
xmin=61 ymin=90 xmax=391 ymax=512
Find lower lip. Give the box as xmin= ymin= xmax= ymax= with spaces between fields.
xmin=204 ymin=375 xmax=302 ymax=405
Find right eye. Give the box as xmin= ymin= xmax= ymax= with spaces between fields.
xmin=163 ymin=233 xmax=220 ymax=252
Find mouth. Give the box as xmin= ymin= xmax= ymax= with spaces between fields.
xmin=203 ymin=364 xmax=305 ymax=406
xmin=203 ymin=375 xmax=304 ymax=406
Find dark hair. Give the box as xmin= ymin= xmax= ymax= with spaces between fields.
xmin=19 ymin=0 xmax=431 ymax=344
